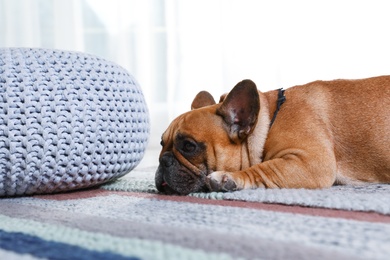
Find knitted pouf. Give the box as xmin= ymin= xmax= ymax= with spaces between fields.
xmin=0 ymin=48 xmax=149 ymax=196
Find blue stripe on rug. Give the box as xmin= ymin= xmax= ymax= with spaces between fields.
xmin=0 ymin=230 xmax=139 ymax=260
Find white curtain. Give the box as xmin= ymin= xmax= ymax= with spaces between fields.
xmin=2 ymin=0 xmax=390 ymax=148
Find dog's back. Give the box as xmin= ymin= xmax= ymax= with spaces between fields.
xmin=279 ymin=75 xmax=390 ymax=184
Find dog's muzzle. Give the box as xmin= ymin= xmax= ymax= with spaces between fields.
xmin=155 ymin=152 xmax=207 ymax=195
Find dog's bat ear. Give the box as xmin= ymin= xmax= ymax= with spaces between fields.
xmin=217 ymin=79 xmax=260 ymax=142
xmin=191 ymin=91 xmax=216 ymax=110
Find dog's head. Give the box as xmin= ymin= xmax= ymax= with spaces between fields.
xmin=155 ymin=80 xmax=260 ymax=195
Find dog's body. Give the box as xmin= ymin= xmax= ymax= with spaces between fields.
xmin=156 ymin=75 xmax=390 ymax=195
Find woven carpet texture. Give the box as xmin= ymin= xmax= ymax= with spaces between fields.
xmin=1 ymin=166 xmax=389 ymax=260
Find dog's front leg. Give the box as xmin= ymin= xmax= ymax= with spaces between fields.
xmin=206 ymin=156 xmax=337 ymax=191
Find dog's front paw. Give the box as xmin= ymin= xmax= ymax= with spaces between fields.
xmin=206 ymin=171 xmax=238 ymax=192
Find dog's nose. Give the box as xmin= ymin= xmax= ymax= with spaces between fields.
xmin=161 ymin=153 xmax=174 ymax=167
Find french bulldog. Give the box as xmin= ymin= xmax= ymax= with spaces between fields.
xmin=155 ymin=75 xmax=390 ymax=195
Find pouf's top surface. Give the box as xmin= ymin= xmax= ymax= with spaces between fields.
xmin=0 ymin=48 xmax=149 ymax=196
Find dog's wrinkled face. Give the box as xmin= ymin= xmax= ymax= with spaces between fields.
xmin=155 ymin=80 xmax=260 ymax=195
xmin=155 ymin=106 xmax=226 ymax=195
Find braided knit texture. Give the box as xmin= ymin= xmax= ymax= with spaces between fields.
xmin=0 ymin=48 xmax=149 ymax=196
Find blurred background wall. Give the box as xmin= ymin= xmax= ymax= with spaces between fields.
xmin=1 ymin=0 xmax=390 ymax=154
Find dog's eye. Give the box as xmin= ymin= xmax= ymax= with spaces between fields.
xmin=182 ymin=140 xmax=196 ymax=153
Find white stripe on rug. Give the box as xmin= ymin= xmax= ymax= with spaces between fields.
xmin=0 ymin=249 xmax=44 ymax=260
xmin=103 ymin=167 xmax=390 ymax=214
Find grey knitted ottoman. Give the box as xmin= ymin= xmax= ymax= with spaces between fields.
xmin=0 ymin=48 xmax=149 ymax=196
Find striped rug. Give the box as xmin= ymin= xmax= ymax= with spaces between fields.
xmin=1 ymin=167 xmax=389 ymax=260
